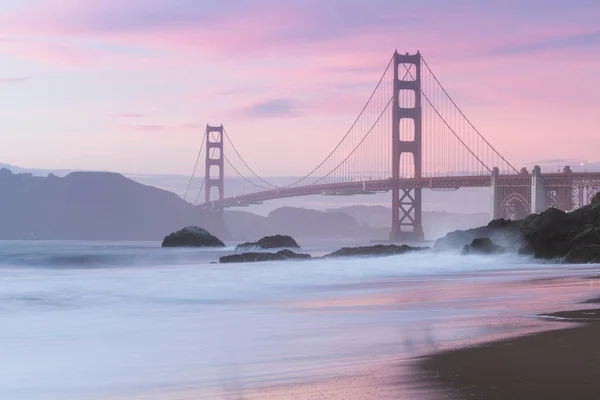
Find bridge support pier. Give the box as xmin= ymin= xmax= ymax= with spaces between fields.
xmin=491 ymin=167 xmax=500 ymax=219
xmin=545 ymin=166 xmax=574 ymax=212
xmin=390 ymin=187 xmax=423 ymax=242
xmin=557 ymin=166 xmax=573 ymax=211
xmin=531 ymin=165 xmax=547 ymax=214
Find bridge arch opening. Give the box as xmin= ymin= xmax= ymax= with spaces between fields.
xmin=209 ymin=164 xmax=221 ymax=180
xmin=500 ymin=192 xmax=530 ymax=220
xmin=399 ymin=152 xmax=416 ymax=178
xmin=206 ymin=185 xmax=220 ymax=203
xmin=399 ymin=118 xmax=415 ymax=142
xmin=398 ymin=90 xmax=416 ymax=109
xmin=208 ymin=147 xmax=221 ymax=160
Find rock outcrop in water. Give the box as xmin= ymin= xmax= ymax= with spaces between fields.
xmin=461 ymin=238 xmax=506 ymax=255
xmin=236 ymin=234 xmax=300 ymax=250
xmin=220 ymin=249 xmax=311 ymax=264
xmin=324 ymin=244 xmax=427 ymax=258
xmin=434 ymin=218 xmax=523 ymax=251
xmin=438 ymin=193 xmax=600 ymax=263
xmin=162 ymin=226 xmax=225 ymax=248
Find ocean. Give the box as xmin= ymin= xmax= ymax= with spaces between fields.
xmin=0 ymin=241 xmax=593 ymax=400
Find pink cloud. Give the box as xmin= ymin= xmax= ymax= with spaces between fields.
xmin=1 ymin=0 xmax=599 ymax=176
xmin=0 ymin=76 xmax=29 ymax=84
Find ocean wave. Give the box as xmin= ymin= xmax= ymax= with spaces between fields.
xmin=0 ymin=242 xmax=233 ymax=269
xmin=0 ymin=252 xmax=139 ymax=269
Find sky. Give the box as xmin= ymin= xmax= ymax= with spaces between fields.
xmin=1 ymin=0 xmax=599 ymax=176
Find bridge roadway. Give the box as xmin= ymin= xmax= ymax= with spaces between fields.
xmin=203 ymin=172 xmax=600 ymax=210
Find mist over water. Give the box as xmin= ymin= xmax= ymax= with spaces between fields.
xmin=0 ymin=241 xmax=576 ymax=400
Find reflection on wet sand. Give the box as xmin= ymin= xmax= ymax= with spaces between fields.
xmin=114 ymin=267 xmax=600 ymax=400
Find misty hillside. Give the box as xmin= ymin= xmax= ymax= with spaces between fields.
xmin=0 ymin=169 xmax=490 ymax=241
xmin=225 ymin=207 xmax=388 ymax=241
xmin=328 ymin=205 xmax=491 ymax=240
xmin=0 ymin=168 xmax=199 ymax=240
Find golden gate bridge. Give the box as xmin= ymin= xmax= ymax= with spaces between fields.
xmin=184 ymin=51 xmax=600 ymax=241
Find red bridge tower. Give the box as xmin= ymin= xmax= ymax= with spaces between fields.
xmin=390 ymin=51 xmax=424 ymax=242
xmin=202 ymin=124 xmax=229 ymax=238
xmin=205 ymin=124 xmax=224 ymax=205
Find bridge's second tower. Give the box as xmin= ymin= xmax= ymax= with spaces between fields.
xmin=390 ymin=51 xmax=424 ymax=242
xmin=205 ymin=124 xmax=225 ymax=205
xmin=201 ymin=124 xmax=230 ymax=239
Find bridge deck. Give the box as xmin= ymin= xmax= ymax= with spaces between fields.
xmin=202 ymin=172 xmax=600 ymax=209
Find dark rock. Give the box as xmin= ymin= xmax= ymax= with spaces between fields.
xmin=520 ymin=208 xmax=585 ymax=259
xmin=437 ymin=200 xmax=600 ymax=263
xmin=487 ymin=218 xmax=514 ymax=229
xmin=219 ymin=249 xmax=311 ymax=264
xmin=236 ymin=234 xmax=300 ymax=250
xmin=461 ymin=237 xmax=506 ymax=255
xmin=565 ymin=245 xmax=600 ymax=264
xmin=517 ymin=241 xmax=534 ymax=255
xmin=162 ymin=226 xmax=225 ymax=248
xmin=434 ymin=219 xmax=522 ymax=251
xmin=324 ymin=244 xmax=427 ymax=258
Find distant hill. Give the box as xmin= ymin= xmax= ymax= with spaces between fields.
xmin=0 ymin=169 xmax=490 ymax=241
xmin=0 ymin=168 xmax=204 ymax=240
xmin=224 ymin=207 xmax=388 ymax=241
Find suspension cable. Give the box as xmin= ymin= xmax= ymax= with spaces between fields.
xmin=310 ymin=96 xmax=393 ymax=185
xmin=282 ymin=55 xmax=394 ymax=188
xmin=420 ymin=56 xmax=519 ymax=173
xmin=183 ymin=129 xmax=207 ymax=202
xmin=222 ymin=54 xmax=395 ymax=189
xmin=397 ymin=62 xmax=491 ymax=173
xmin=223 ymin=153 xmax=271 ymax=190
xmin=421 ymin=90 xmax=492 ymax=173
xmin=192 ymin=177 xmax=206 ymax=206
xmin=223 ymin=128 xmax=278 ymax=188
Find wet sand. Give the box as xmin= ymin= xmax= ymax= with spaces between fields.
xmin=114 ymin=267 xmax=600 ymax=400
xmin=419 ymin=279 xmax=600 ymax=400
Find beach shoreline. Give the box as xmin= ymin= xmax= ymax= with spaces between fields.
xmin=417 ymin=272 xmax=600 ymax=400
xmin=249 ymin=267 xmax=600 ymax=400
xmin=108 ymin=265 xmax=600 ymax=400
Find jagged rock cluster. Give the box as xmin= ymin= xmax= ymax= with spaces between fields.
xmin=220 ymin=249 xmax=311 ymax=264
xmin=435 ymin=192 xmax=600 ymax=263
xmin=235 ymin=235 xmax=300 ymax=250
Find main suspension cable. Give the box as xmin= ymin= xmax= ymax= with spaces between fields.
xmin=183 ymin=129 xmax=207 ymax=202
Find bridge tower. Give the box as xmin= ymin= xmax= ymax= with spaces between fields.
xmin=205 ymin=124 xmax=225 ymax=204
xmin=390 ymin=51 xmax=424 ymax=242
xmin=202 ymin=124 xmax=229 ymax=238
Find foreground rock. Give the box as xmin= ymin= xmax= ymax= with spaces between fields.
xmin=236 ymin=234 xmax=300 ymax=250
xmin=220 ymin=249 xmax=311 ymax=264
xmin=461 ymin=238 xmax=507 ymax=255
xmin=434 ymin=218 xmax=523 ymax=251
xmin=565 ymin=245 xmax=600 ymax=264
xmin=325 ymin=244 xmax=427 ymax=258
xmin=436 ymin=192 xmax=600 ymax=263
xmin=162 ymin=226 xmax=225 ymax=247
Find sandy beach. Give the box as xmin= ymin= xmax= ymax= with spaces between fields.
xmin=254 ymin=268 xmax=600 ymax=400
xmin=108 ymin=265 xmax=600 ymax=400
xmin=418 ymin=291 xmax=600 ymax=400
